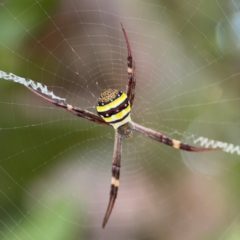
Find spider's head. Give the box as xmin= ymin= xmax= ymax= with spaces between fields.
xmin=118 ymin=122 xmax=133 ymax=138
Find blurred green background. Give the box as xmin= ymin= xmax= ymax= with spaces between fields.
xmin=1 ymin=0 xmax=240 ymax=239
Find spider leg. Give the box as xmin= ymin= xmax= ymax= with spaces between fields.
xmin=26 ymin=86 xmax=109 ymax=126
xmin=102 ymin=130 xmax=122 ymax=228
xmin=129 ymin=61 xmax=136 ymax=106
xmin=132 ymin=122 xmax=218 ymax=151
xmin=121 ymin=23 xmax=136 ymax=107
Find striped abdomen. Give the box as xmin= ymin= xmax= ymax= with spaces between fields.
xmin=96 ymin=89 xmax=131 ymax=129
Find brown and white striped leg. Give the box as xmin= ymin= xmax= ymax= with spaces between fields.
xmin=129 ymin=61 xmax=136 ymax=106
xmin=121 ymin=23 xmax=136 ymax=107
xmin=131 ymin=122 xmax=217 ymax=152
xmin=26 ymin=86 xmax=109 ymax=126
xmin=102 ymin=130 xmax=122 ymax=228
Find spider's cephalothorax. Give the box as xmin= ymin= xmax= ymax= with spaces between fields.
xmin=96 ymin=89 xmax=133 ymax=138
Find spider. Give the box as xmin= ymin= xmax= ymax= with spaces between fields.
xmin=26 ymin=23 xmax=216 ymax=228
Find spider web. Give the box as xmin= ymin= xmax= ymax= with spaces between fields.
xmin=1 ymin=0 xmax=240 ymax=239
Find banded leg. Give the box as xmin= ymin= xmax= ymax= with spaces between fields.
xmin=121 ymin=23 xmax=136 ymax=107
xmin=102 ymin=130 xmax=122 ymax=228
xmin=129 ymin=61 xmax=136 ymax=106
xmin=26 ymin=86 xmax=109 ymax=126
xmin=132 ymin=122 xmax=217 ymax=151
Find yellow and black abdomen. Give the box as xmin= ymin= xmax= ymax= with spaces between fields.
xmin=96 ymin=89 xmax=131 ymax=129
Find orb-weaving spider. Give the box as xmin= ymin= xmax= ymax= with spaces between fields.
xmin=26 ymin=23 xmax=216 ymax=228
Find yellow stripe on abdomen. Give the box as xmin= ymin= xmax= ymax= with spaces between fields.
xmin=96 ymin=93 xmax=127 ymax=112
xmin=102 ymin=105 xmax=130 ymax=122
xmin=96 ymin=89 xmax=131 ymax=129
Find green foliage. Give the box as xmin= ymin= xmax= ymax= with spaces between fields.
xmin=0 ymin=0 xmax=59 ymax=47
xmin=1 ymin=197 xmax=82 ymax=240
